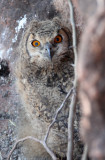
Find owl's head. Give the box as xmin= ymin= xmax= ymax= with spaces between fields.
xmin=21 ymin=18 xmax=72 ymax=66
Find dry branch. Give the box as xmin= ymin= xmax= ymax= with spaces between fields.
xmin=81 ymin=144 xmax=88 ymax=160
xmin=67 ymin=90 xmax=77 ymax=160
xmin=44 ymin=87 xmax=73 ymax=142
xmin=67 ymin=0 xmax=78 ymax=160
xmin=7 ymin=136 xmax=57 ymax=160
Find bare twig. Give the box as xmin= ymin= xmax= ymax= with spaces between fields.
xmin=67 ymin=90 xmax=77 ymax=160
xmin=44 ymin=87 xmax=73 ymax=142
xmin=68 ymin=0 xmax=78 ymax=87
xmin=81 ymin=145 xmax=88 ymax=160
xmin=67 ymin=0 xmax=78 ymax=160
xmin=42 ymin=141 xmax=57 ymax=160
xmin=7 ymin=136 xmax=57 ymax=160
xmin=7 ymin=136 xmax=41 ymax=160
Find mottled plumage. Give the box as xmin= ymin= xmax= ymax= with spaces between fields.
xmin=15 ymin=18 xmax=77 ymax=159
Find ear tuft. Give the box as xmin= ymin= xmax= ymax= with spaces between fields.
xmin=52 ymin=17 xmax=61 ymax=26
xmin=29 ymin=20 xmax=39 ymax=32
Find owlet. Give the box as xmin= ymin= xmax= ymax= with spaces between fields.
xmin=15 ymin=17 xmax=75 ymax=160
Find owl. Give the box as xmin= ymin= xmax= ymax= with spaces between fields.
xmin=15 ymin=17 xmax=79 ymax=160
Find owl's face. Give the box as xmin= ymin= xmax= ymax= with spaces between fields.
xmin=24 ymin=18 xmax=71 ymax=65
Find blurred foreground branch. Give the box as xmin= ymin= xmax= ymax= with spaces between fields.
xmin=78 ymin=7 xmax=105 ymax=160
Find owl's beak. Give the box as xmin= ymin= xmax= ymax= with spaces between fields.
xmin=45 ymin=43 xmax=53 ymax=61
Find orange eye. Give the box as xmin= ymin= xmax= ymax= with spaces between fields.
xmin=31 ymin=40 xmax=40 ymax=47
xmin=54 ymin=35 xmax=62 ymax=43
